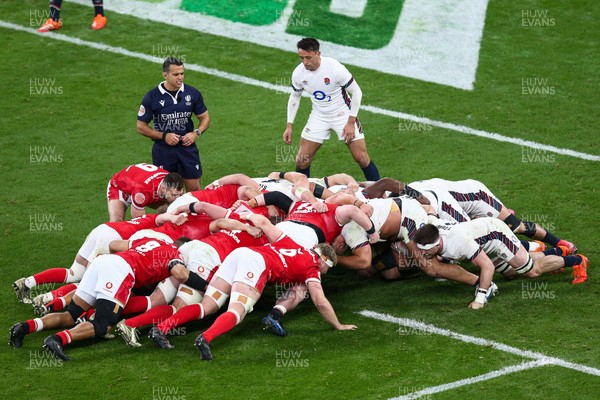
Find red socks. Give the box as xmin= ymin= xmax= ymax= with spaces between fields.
xmin=122 ymin=296 xmax=150 ymax=315
xmin=203 ymin=311 xmax=238 ymax=343
xmin=56 ymin=330 xmax=73 ymax=346
xmin=157 ymin=304 xmax=202 ymax=334
xmin=126 ymin=305 xmax=175 ymax=329
xmin=32 ymin=268 xmax=68 ymax=284
xmin=51 ymin=283 xmax=78 ymax=298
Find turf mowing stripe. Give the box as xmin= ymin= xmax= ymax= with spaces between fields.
xmin=2 ymin=20 xmax=599 ymax=163
xmin=393 ymin=360 xmax=551 ymax=399
xmin=359 ymin=310 xmax=600 ymax=377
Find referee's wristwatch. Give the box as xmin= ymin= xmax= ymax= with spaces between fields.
xmin=194 ymin=128 xmax=202 ymax=136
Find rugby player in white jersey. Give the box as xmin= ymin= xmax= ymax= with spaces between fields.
xmin=412 ymin=218 xmax=589 ymax=309
xmin=282 ymin=38 xmax=380 ymax=181
xmin=407 ymin=178 xmax=577 ymax=253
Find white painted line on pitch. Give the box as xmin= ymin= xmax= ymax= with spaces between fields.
xmin=363 ymin=105 xmax=600 ymax=162
xmin=393 ymin=360 xmax=550 ymax=400
xmin=2 ymin=20 xmax=598 ymax=162
xmin=359 ymin=310 xmax=600 ymax=378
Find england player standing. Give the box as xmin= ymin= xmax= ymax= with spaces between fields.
xmin=137 ymin=57 xmax=210 ymax=192
xmin=37 ymin=0 xmax=107 ymax=32
xmin=283 ymin=38 xmax=380 ymax=181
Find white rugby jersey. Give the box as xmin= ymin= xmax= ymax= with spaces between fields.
xmin=397 ymin=197 xmax=428 ymax=243
xmin=341 ymin=198 xmax=393 ymax=248
xmin=429 ymin=217 xmax=520 ymax=262
xmin=411 ymin=178 xmax=503 ymax=218
xmin=291 ymin=56 xmax=355 ymax=116
xmin=409 ymin=181 xmax=471 ymax=223
xmin=341 ymin=197 xmax=428 ymax=247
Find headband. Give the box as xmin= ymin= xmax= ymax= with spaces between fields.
xmin=313 ymin=247 xmax=334 ymax=268
xmin=416 ymin=238 xmax=440 ymax=251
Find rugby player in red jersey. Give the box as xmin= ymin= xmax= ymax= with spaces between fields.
xmin=107 ymin=163 xmax=184 ymax=222
xmin=120 ymin=206 xmax=269 ymax=348
xmin=9 ymin=237 xmax=209 ymax=361
xmin=188 ymin=212 xmax=354 ymax=360
xmin=13 ymin=213 xmax=186 ymax=306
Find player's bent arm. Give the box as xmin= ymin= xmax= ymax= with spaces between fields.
xmin=156 ymin=213 xmax=187 ymax=227
xmin=209 ymin=218 xmax=255 ymax=235
xmin=169 ymin=262 xmax=209 ymax=292
xmin=189 ymin=201 xmax=228 ymax=219
xmin=337 ymin=244 xmax=372 ymax=270
xmin=335 ymin=205 xmax=378 ymax=241
xmin=307 ymin=281 xmax=357 ymax=330
xmin=213 ymin=173 xmax=259 ymax=189
xmin=325 ymin=192 xmax=356 ymax=206
xmin=109 ymin=240 xmax=130 ymax=253
xmin=237 ymin=185 xmax=262 ymax=200
xmin=405 ymin=241 xmax=477 ymax=285
xmin=136 ymin=120 xmax=163 ymax=140
xmin=327 ymin=193 xmax=373 ymax=216
xmin=293 ymin=186 xmax=327 ymax=212
xmin=272 ymin=171 xmax=310 ymax=188
xmin=242 ymin=213 xmax=283 ymax=243
xmin=327 ymin=173 xmax=359 ymax=187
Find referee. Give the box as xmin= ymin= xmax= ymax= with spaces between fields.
xmin=137 ymin=57 xmax=210 ymax=191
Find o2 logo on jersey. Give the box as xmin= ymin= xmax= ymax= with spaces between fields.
xmin=313 ymin=91 xmax=331 ymax=102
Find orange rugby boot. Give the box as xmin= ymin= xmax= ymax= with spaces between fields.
xmin=91 ymin=14 xmax=107 ymax=30
xmin=37 ymin=18 xmax=62 ymax=32
xmin=572 ymin=255 xmax=588 ymax=284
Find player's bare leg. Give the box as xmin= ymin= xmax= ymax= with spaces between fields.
xmin=9 ymin=294 xmax=91 ymax=349
xmin=148 ymin=277 xmax=230 ymax=349
xmin=295 ymin=138 xmax=322 ymax=177
xmin=348 ymin=139 xmax=380 ymax=181
xmin=183 ymin=178 xmax=201 ymax=192
xmin=44 ymin=297 xmax=123 ymax=360
xmin=122 ymin=277 xmax=176 ymax=316
xmin=108 ymin=199 xmax=126 ymax=222
xmin=497 ymin=206 xmax=576 ymax=253
xmin=510 ymin=246 xmax=588 ymax=283
xmin=347 ymin=139 xmax=371 ymax=168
